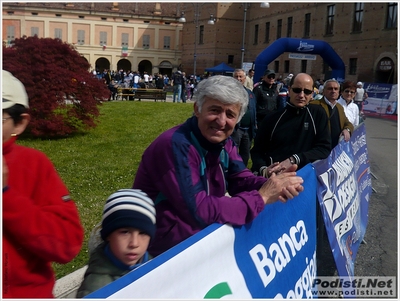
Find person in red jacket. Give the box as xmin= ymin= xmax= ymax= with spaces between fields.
xmin=2 ymin=70 xmax=84 ymax=298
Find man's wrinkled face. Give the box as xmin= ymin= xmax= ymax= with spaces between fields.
xmin=233 ymin=71 xmax=246 ymax=85
xmin=194 ymin=97 xmax=241 ymax=144
xmin=323 ymin=81 xmax=340 ymax=103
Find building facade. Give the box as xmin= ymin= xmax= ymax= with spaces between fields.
xmin=2 ymin=2 xmax=398 ymax=83
xmin=180 ymin=2 xmax=397 ymax=84
xmin=2 ymin=2 xmax=185 ymax=77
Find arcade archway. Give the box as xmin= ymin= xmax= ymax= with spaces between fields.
xmin=95 ymin=57 xmax=110 ymax=73
xmin=138 ymin=60 xmax=152 ymax=76
xmin=117 ymin=59 xmax=132 ymax=72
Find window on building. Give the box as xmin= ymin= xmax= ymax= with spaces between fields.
xmin=301 ymin=60 xmax=307 ymax=73
xmin=304 ymin=13 xmax=311 ymax=38
xmin=78 ymin=15 xmax=84 ymax=19
xmin=264 ymin=22 xmax=270 ymax=43
xmin=101 ymin=17 xmax=107 ymax=21
xmin=287 ymin=17 xmax=293 ymax=37
xmin=123 ymin=19 xmax=129 ymax=22
xmin=284 ymin=60 xmax=290 ymax=73
xmin=77 ymin=30 xmax=85 ymax=45
xmin=199 ymin=25 xmax=204 ymax=44
xmin=100 ymin=31 xmax=107 ymax=45
xmin=277 ymin=19 xmax=282 ymax=39
xmin=31 ymin=27 xmax=39 ymax=37
xmin=163 ymin=36 xmax=171 ymax=49
xmin=143 ymin=34 xmax=150 ymax=49
xmin=326 ymin=5 xmax=335 ymax=35
xmin=353 ymin=3 xmax=364 ymax=32
xmin=228 ymin=55 xmax=234 ymax=64
xmin=349 ymin=58 xmax=357 ymax=75
xmin=55 ymin=14 xmax=62 ymax=17
xmin=274 ymin=60 xmax=280 ymax=73
xmin=386 ymin=2 xmax=397 ymax=29
xmin=254 ymin=24 xmax=259 ymax=44
xmin=6 ymin=25 xmax=15 ymax=46
xmin=121 ymin=33 xmax=129 ymax=46
xmin=31 ymin=12 xmax=38 ymax=16
xmin=55 ymin=28 xmax=62 ymax=40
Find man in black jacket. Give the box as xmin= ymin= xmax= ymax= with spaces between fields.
xmin=253 ymin=69 xmax=279 ymax=126
xmin=251 ymin=73 xmax=331 ymax=176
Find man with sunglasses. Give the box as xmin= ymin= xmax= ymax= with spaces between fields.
xmin=310 ymin=79 xmax=354 ymax=149
xmin=251 ymin=73 xmax=331 ymax=176
xmin=253 ymin=69 xmax=280 ymax=126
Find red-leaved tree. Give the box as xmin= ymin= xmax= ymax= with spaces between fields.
xmin=3 ymin=36 xmax=110 ymax=137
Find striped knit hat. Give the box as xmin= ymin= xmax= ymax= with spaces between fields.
xmin=100 ymin=189 xmax=156 ymax=241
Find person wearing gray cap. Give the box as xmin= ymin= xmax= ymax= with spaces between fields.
xmin=2 ymin=70 xmax=84 ymax=298
xmin=355 ymin=81 xmax=368 ymax=113
xmin=253 ymin=69 xmax=279 ymax=126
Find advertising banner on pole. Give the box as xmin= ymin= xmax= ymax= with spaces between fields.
xmin=362 ymin=83 xmax=397 ymax=116
xmin=86 ymin=164 xmax=318 ymax=299
xmin=312 ymin=123 xmax=371 ymax=278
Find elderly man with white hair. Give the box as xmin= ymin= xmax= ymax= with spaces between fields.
xmin=133 ymin=75 xmax=304 ymax=257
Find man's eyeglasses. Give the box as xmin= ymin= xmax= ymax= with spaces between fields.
xmin=343 ymin=90 xmax=356 ymax=94
xmin=2 ymin=117 xmax=12 ymax=123
xmin=291 ymin=87 xmax=313 ymax=95
xmin=267 ymin=74 xmax=275 ymax=79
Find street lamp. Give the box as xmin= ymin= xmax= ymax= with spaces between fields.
xmin=179 ymin=4 xmax=215 ymax=76
xmin=241 ymin=2 xmax=270 ymax=69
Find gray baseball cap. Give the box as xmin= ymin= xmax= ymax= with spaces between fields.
xmin=2 ymin=70 xmax=29 ymax=109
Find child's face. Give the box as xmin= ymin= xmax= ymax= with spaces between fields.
xmin=107 ymin=227 xmax=151 ymax=266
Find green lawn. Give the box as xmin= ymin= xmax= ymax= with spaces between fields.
xmin=17 ymin=101 xmax=194 ymax=278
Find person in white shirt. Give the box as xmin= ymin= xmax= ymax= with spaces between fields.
xmin=244 ymin=69 xmax=254 ymax=91
xmin=133 ymin=71 xmax=140 ymax=88
xmin=355 ymin=81 xmax=368 ymax=113
xmin=338 ymin=81 xmax=360 ymax=127
xmin=143 ymin=72 xmax=150 ymax=88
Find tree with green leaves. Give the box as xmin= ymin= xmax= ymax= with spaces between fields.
xmin=3 ymin=36 xmax=110 ymax=138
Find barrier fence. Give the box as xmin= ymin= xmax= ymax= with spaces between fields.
xmin=86 ymin=123 xmax=371 ymax=299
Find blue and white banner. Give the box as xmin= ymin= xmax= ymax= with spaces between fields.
xmin=312 ymin=123 xmax=371 ymax=278
xmin=86 ymin=164 xmax=317 ymax=299
xmin=362 ymin=82 xmax=397 ymax=115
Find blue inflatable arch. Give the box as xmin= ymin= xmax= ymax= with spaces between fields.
xmin=254 ymin=38 xmax=345 ymax=83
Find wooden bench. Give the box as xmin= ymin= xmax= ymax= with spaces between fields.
xmin=133 ymin=89 xmax=167 ymax=101
xmin=117 ymin=87 xmax=135 ymax=100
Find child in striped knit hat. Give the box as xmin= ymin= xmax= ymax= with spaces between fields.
xmin=77 ymin=189 xmax=156 ymax=298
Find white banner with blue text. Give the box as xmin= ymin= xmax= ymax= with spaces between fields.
xmin=86 ymin=164 xmax=318 ymax=299
xmin=313 ymin=123 xmax=371 ymax=278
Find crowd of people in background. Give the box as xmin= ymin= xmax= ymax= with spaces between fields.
xmin=92 ymin=68 xmax=202 ymax=102
xmin=93 ymin=67 xmax=367 ymax=129
xmin=91 ymin=66 xmax=367 ymax=160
